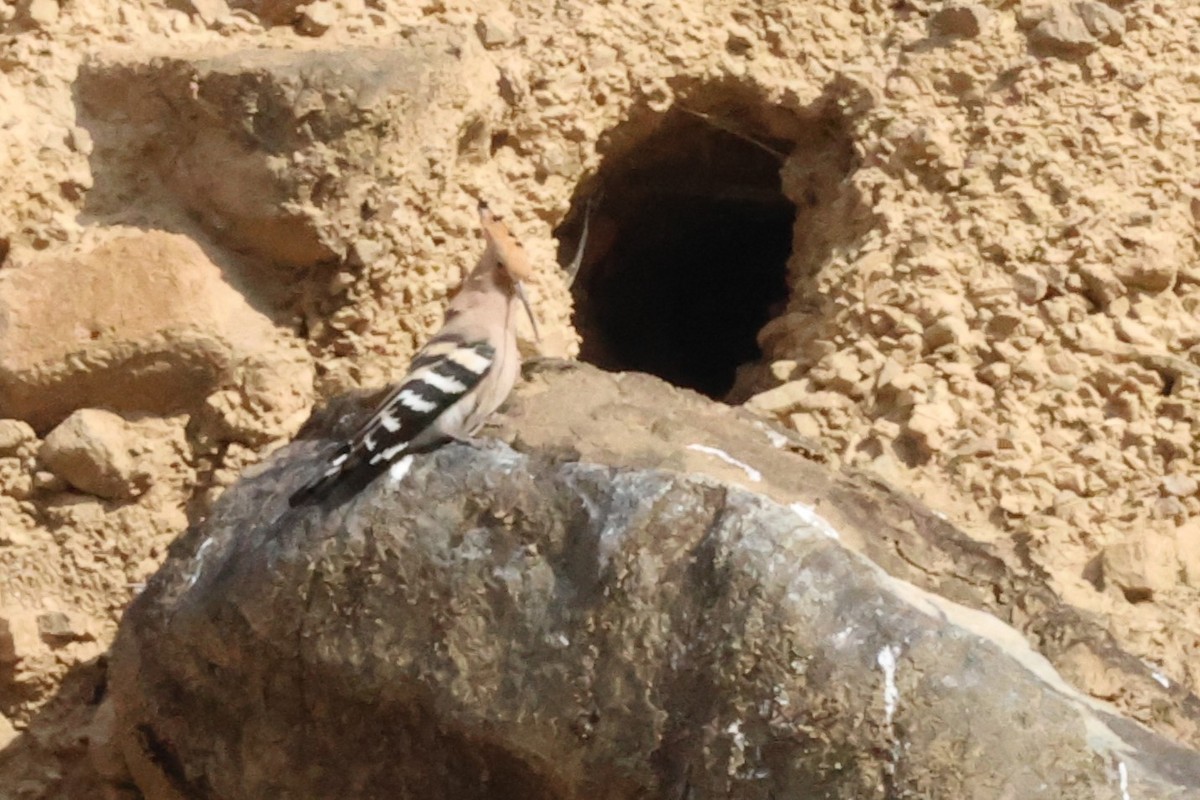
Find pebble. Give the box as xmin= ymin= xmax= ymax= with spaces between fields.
xmin=38 ymin=409 xmax=152 ymax=501
xmin=0 ymin=420 xmax=37 ymax=457
xmin=296 ymin=1 xmax=335 ymax=36
xmin=930 ymin=4 xmax=991 ymax=39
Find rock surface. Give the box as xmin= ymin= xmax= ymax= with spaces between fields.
xmin=38 ymin=409 xmax=154 ymax=500
xmin=0 ymin=230 xmax=313 ymax=434
xmin=99 ymin=364 xmax=1200 ymax=798
xmin=494 ymin=365 xmax=1200 ymax=747
xmin=1 ymin=0 xmax=1199 ymax=797
xmin=1025 ymin=1 xmax=1126 ymax=55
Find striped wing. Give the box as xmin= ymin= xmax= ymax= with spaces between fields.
xmin=288 ymin=335 xmax=495 ymax=507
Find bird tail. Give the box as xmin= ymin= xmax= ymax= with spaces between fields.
xmin=287 ymin=471 xmax=338 ymax=507
xmin=288 ymin=443 xmax=359 ymax=507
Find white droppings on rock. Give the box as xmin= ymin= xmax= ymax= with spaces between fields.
xmin=787 ymin=502 xmax=840 ymax=540
xmin=386 ymin=454 xmax=414 ymax=485
xmin=183 ymin=538 xmax=215 ymax=590
xmin=755 ymin=421 xmax=790 ymax=449
xmin=877 ymin=644 xmax=903 ymax=777
xmin=832 ymin=625 xmax=856 ymax=647
xmin=725 ymin=719 xmax=749 ymax=776
xmin=687 ymin=444 xmax=762 ymax=482
xmin=591 ymin=473 xmax=671 ymax=569
xmin=1118 ymin=760 xmax=1131 ymax=800
xmin=877 ymin=645 xmax=900 ymax=726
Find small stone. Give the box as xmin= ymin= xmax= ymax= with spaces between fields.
xmin=348 ymin=238 xmax=384 ymax=268
xmin=725 ymin=23 xmax=756 ymax=55
xmin=1102 ymin=538 xmax=1176 ymax=602
xmin=0 ymin=714 xmax=16 ymax=750
xmin=1162 ymin=474 xmax=1198 ymax=498
xmin=821 ymin=351 xmax=863 ymax=391
xmin=1028 ymin=2 xmax=1101 ymax=55
xmin=769 ymin=360 xmax=798 ymax=382
xmin=930 ymin=4 xmax=990 ymax=38
xmin=32 ymin=470 xmax=67 ymax=493
xmin=36 ymin=611 xmax=89 ymax=644
xmin=1027 ymin=1 xmax=1125 ymax=56
xmin=1078 ymin=263 xmax=1125 ymax=307
xmin=794 ymin=391 xmax=855 ymax=412
xmin=875 ymin=358 xmax=904 ymax=391
xmin=1153 ymin=496 xmax=1187 ymax=521
xmin=1076 ymin=1 xmax=1124 ymax=44
xmin=1115 ymin=317 xmax=1158 ymax=348
xmin=36 ymin=611 xmax=70 ymax=640
xmin=1013 ymin=269 xmax=1048 ymax=304
xmin=296 ymin=1 xmax=335 ymax=35
xmin=475 ymin=12 xmax=515 ymax=49
xmin=0 ymin=609 xmax=43 ymax=663
xmin=906 ymin=402 xmax=957 ymax=453
xmin=788 ymin=412 xmax=823 ymax=440
xmin=987 ymin=310 xmax=1023 ymax=339
xmin=66 ymin=126 xmax=94 ymax=156
xmin=0 ymin=457 xmax=32 ymax=500
xmin=0 ymin=419 xmax=36 ymax=457
xmin=21 ymin=0 xmax=59 ymax=27
xmin=38 ymin=409 xmax=152 ymax=501
xmin=1112 ymin=233 xmax=1178 ymax=291
xmin=187 ymin=0 xmax=231 ymax=26
xmin=1175 ymin=520 xmax=1200 ymax=588
xmin=747 ymin=381 xmax=810 ymax=415
xmin=924 ymin=315 xmax=970 ymax=350
xmin=0 ymin=620 xmax=17 ymax=664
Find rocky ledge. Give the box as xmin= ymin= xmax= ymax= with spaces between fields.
xmin=96 ymin=363 xmax=1200 ymax=798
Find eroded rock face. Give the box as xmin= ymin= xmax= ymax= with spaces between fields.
xmin=76 ymin=39 xmax=502 ymax=271
xmin=100 ymin=365 xmax=1200 ymax=799
xmin=1 ymin=0 xmax=1195 ymax=796
xmin=0 ymin=230 xmax=313 ymax=434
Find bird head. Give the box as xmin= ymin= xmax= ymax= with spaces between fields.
xmin=478 ymin=201 xmax=540 ymax=342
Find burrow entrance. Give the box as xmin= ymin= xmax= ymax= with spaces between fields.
xmin=558 ymin=97 xmax=856 ymax=401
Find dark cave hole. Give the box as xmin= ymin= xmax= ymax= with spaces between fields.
xmin=559 ymin=108 xmax=797 ymax=400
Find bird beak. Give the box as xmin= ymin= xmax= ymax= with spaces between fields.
xmin=514 ymin=281 xmax=540 ymax=343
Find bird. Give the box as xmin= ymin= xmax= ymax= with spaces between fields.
xmin=288 ymin=201 xmax=540 ymax=507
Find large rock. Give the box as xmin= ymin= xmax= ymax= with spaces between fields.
xmin=0 ymin=230 xmax=313 ymax=437
xmin=98 ymin=364 xmax=1200 ymax=798
xmin=495 ymin=364 xmax=1200 ymax=749
xmin=76 ymin=37 xmax=502 ymax=270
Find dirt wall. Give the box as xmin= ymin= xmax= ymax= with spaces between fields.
xmin=0 ymin=0 xmax=1197 ymax=795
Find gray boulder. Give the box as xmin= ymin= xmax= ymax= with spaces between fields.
xmin=97 ymin=363 xmax=1200 ymax=798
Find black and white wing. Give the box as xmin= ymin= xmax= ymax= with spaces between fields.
xmin=288 ymin=335 xmax=495 ymax=507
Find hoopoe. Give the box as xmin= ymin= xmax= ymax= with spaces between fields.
xmin=288 ymin=201 xmax=539 ymax=507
